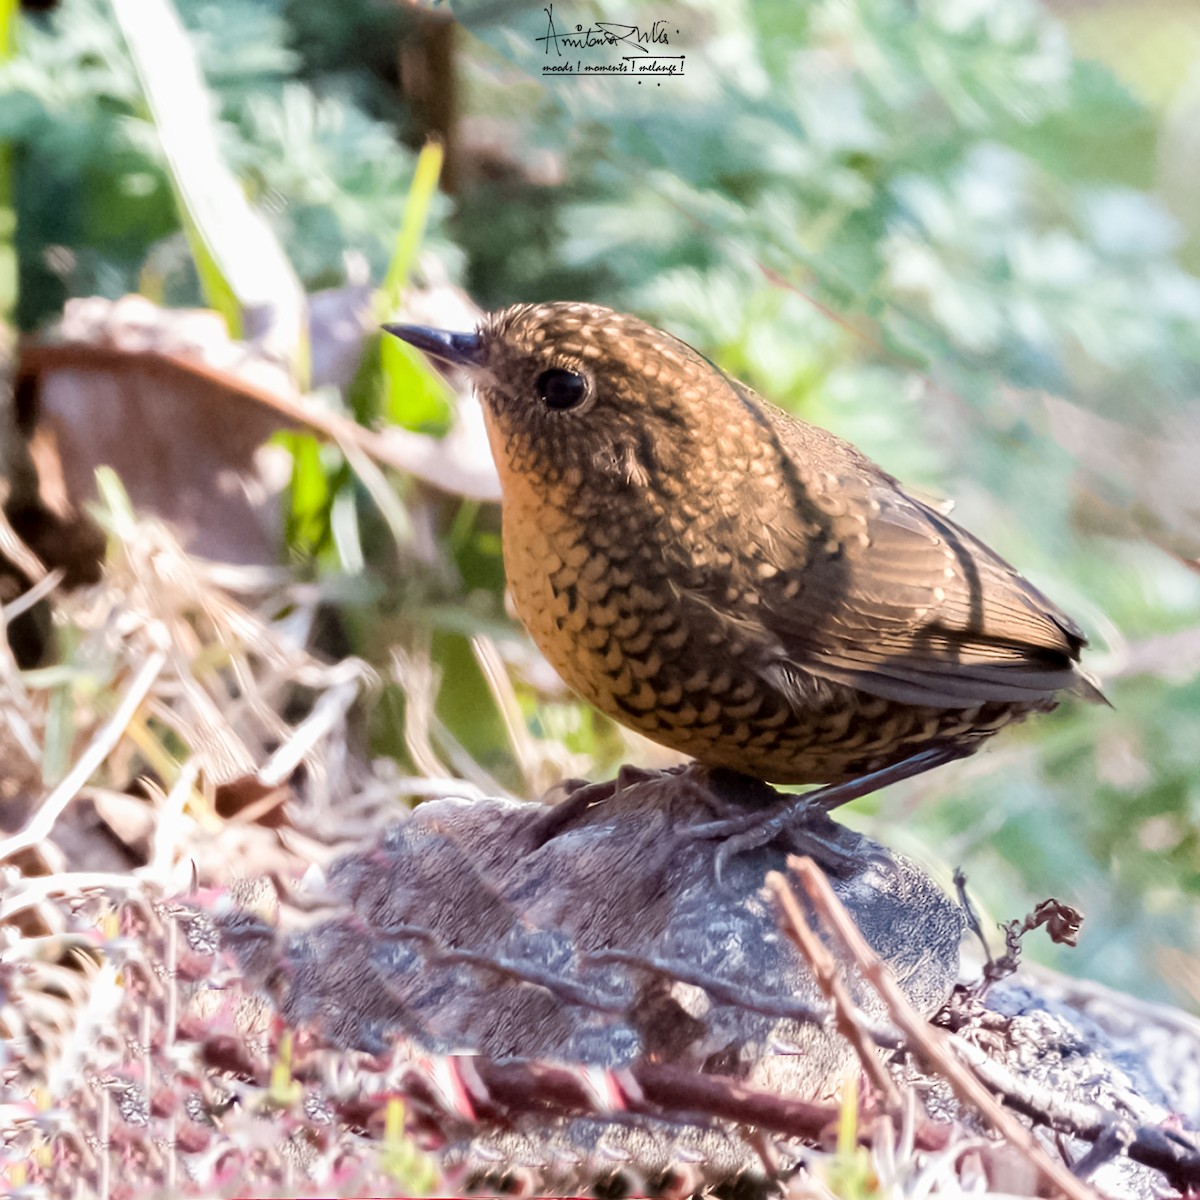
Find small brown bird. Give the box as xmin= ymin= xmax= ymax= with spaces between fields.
xmin=386 ymin=303 xmax=1099 ymax=843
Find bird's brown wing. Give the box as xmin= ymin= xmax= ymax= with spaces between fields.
xmin=731 ymin=389 xmax=1091 ymax=709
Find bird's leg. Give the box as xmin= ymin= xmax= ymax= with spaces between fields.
xmin=687 ymin=745 xmax=969 ymax=883
xmin=526 ymin=764 xmax=684 ymax=849
xmin=691 ymin=745 xmax=967 ymax=839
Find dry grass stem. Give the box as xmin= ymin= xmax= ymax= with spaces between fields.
xmin=3 ymin=568 xmax=64 ymax=622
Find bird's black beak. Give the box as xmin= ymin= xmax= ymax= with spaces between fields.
xmin=382 ymin=323 xmax=485 ymax=369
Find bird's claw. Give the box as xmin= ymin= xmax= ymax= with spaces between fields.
xmin=693 ymin=793 xmax=860 ymax=885
xmin=710 ymin=799 xmax=815 ymax=886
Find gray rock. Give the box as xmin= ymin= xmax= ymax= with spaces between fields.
xmin=228 ymin=773 xmax=965 ymax=1102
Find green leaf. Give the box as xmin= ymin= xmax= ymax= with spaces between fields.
xmin=283 ymin=431 xmax=335 ymax=554
xmin=380 ymin=333 xmax=454 ymax=432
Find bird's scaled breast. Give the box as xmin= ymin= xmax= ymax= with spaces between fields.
xmin=501 ymin=478 xmax=676 ymax=716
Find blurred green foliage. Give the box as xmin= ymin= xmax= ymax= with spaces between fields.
xmin=2 ymin=0 xmax=1199 ymax=1001
xmin=0 ymin=0 xmax=458 ymax=324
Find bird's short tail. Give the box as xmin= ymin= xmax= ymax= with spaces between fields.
xmin=1072 ymin=667 xmax=1112 ymax=708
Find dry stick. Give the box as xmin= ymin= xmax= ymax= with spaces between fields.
xmin=772 ymin=858 xmax=1101 ymax=1200
xmin=143 ymin=758 xmax=201 ymax=886
xmin=200 ymin=1031 xmax=851 ymax=1151
xmin=0 ymin=871 xmax=150 ymax=925
xmin=630 ymin=1060 xmax=871 ymax=1146
xmin=411 ymin=1056 xmax=844 ymax=1145
xmin=0 ymin=646 xmax=168 ymax=863
xmin=586 ymin=947 xmax=848 ymax=1032
xmin=391 ymin=645 xmax=453 ymax=781
xmin=471 ymin=633 xmax=548 ymax=792
xmin=768 ymin=866 xmax=904 ymax=1114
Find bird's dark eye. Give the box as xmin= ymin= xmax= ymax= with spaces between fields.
xmin=535 ymin=367 xmax=589 ymax=411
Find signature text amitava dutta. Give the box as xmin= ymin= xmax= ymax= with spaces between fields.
xmin=536 ymin=4 xmax=686 ymax=82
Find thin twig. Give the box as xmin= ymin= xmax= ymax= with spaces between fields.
xmin=779 ymin=857 xmax=1101 ymax=1200
xmin=379 ymin=922 xmax=631 ymax=1013
xmin=427 ymin=711 xmax=514 ymax=799
xmin=0 ymin=871 xmax=152 ymax=926
xmin=470 ymin=634 xmax=546 ymax=792
xmin=391 ymin=644 xmax=452 ymax=781
xmin=402 ymin=1055 xmax=845 ymax=1145
xmin=953 ymin=867 xmax=991 ymax=959
xmin=585 ymin=946 xmax=903 ymax=1044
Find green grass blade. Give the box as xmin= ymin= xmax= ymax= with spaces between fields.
xmin=377 ymin=140 xmax=456 ymax=432
xmin=283 ymin=432 xmax=334 ymax=553
xmin=111 ymin=0 xmax=307 ymax=380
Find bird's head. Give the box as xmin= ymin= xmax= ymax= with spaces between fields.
xmin=385 ymin=302 xmax=754 ymax=496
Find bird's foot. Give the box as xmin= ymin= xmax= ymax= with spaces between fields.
xmin=709 ymin=796 xmax=862 ymax=884
xmin=688 ymin=746 xmax=968 ymax=885
xmin=683 ymin=768 xmax=858 ymax=883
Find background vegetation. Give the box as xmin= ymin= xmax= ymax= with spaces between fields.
xmin=3 ymin=0 xmax=1199 ymax=1004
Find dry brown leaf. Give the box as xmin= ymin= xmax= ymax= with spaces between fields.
xmin=16 ymin=291 xmax=500 ymax=575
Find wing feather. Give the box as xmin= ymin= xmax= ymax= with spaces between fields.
xmin=724 ymin=385 xmax=1090 ymax=709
